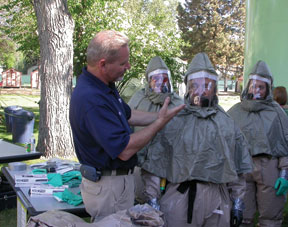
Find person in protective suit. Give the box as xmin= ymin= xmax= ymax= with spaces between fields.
xmin=140 ymin=52 xmax=253 ymax=227
xmin=228 ymin=60 xmax=288 ymax=227
xmin=128 ymin=56 xmax=183 ymax=209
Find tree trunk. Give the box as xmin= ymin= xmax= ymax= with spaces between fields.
xmin=33 ymin=0 xmax=75 ymax=158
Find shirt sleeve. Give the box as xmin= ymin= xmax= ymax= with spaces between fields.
xmin=85 ymin=104 xmax=130 ymax=160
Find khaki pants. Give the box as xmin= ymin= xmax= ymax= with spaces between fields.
xmin=142 ymin=169 xmax=161 ymax=201
xmin=80 ymin=174 xmax=134 ymax=222
xmin=134 ymin=167 xmax=161 ymax=203
xmin=160 ymin=182 xmax=231 ymax=227
xmin=241 ymin=157 xmax=285 ymax=227
xmin=134 ymin=167 xmax=146 ymax=203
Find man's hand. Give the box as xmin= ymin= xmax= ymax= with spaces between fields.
xmin=156 ymin=97 xmax=185 ymax=128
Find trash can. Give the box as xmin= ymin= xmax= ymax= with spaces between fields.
xmin=11 ymin=109 xmax=35 ymax=144
xmin=4 ymin=106 xmax=23 ymax=132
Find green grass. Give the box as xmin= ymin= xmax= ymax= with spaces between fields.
xmin=0 ymin=208 xmax=17 ymax=227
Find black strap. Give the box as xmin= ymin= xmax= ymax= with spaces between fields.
xmin=101 ymin=168 xmax=134 ymax=176
xmin=177 ymin=180 xmax=197 ymax=224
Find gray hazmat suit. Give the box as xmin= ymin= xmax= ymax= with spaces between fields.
xmin=128 ymin=56 xmax=183 ymax=207
xmin=228 ymin=60 xmax=288 ymax=227
xmin=141 ymin=53 xmax=253 ymax=227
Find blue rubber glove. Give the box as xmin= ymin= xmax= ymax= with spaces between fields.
xmin=274 ymin=178 xmax=288 ymax=196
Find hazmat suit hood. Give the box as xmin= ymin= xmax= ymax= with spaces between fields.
xmin=228 ymin=60 xmax=288 ymax=157
xmin=129 ymin=56 xmax=182 ymax=109
xmin=184 ymin=53 xmax=218 ymax=107
xmin=184 ymin=52 xmax=218 ymax=84
xmin=128 ymin=56 xmax=183 ymax=131
xmin=145 ymin=56 xmax=169 ymax=81
xmin=241 ymin=60 xmax=273 ymax=104
xmin=145 ymin=56 xmax=173 ymax=95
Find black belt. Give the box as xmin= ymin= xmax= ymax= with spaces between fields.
xmin=80 ymin=164 xmax=134 ymax=182
xmin=177 ymin=180 xmax=198 ymax=224
xmin=101 ymin=168 xmax=134 ymax=176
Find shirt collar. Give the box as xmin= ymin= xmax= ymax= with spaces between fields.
xmin=82 ymin=67 xmax=116 ymax=94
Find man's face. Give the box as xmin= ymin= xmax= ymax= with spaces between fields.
xmin=149 ymin=73 xmax=170 ymax=93
xmin=188 ymin=78 xmax=216 ymax=106
xmin=247 ymin=79 xmax=267 ymax=100
xmin=105 ymin=46 xmax=131 ymax=82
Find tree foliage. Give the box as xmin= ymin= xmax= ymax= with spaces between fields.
xmin=1 ymin=0 xmax=39 ymax=67
xmin=1 ymin=0 xmax=185 ymax=88
xmin=68 ymin=0 xmax=185 ymax=94
xmin=68 ymin=0 xmax=124 ymax=77
xmin=177 ymin=0 xmax=245 ymax=83
xmin=0 ymin=32 xmax=16 ymax=68
xmin=118 ymin=0 xmax=185 ymax=95
xmin=0 ymin=1 xmax=17 ymax=68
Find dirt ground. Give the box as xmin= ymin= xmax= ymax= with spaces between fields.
xmin=218 ymin=91 xmax=241 ymax=111
xmin=0 ymin=88 xmax=40 ymax=108
xmin=0 ymin=88 xmax=40 ymax=96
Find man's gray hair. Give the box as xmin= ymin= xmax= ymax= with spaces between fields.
xmin=87 ymin=30 xmax=129 ymax=66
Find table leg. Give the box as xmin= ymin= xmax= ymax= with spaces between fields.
xmin=17 ymin=197 xmax=27 ymax=227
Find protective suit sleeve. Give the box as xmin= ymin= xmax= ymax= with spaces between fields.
xmin=234 ymin=126 xmax=253 ymax=174
xmin=128 ymin=89 xmax=145 ymax=109
xmin=278 ymin=156 xmax=288 ymax=169
xmin=227 ymin=174 xmax=246 ymax=200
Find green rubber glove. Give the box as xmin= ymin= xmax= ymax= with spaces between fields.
xmin=32 ymin=168 xmax=47 ymax=174
xmin=47 ymin=173 xmax=63 ymax=187
xmin=53 ymin=189 xmax=83 ymax=206
xmin=62 ymin=171 xmax=82 ymax=188
xmin=274 ymin=178 xmax=288 ymax=196
xmin=62 ymin=171 xmax=82 ymax=183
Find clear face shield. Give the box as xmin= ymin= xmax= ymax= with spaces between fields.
xmin=186 ymin=71 xmax=217 ymax=107
xmin=245 ymin=75 xmax=270 ymax=100
xmin=148 ymin=69 xmax=172 ymax=93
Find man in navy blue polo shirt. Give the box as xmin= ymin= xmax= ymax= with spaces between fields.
xmin=69 ymin=30 xmax=185 ymax=222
